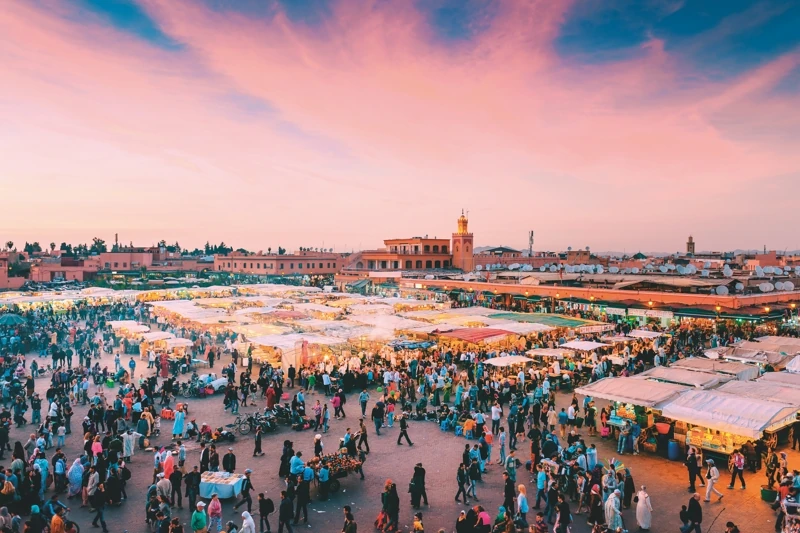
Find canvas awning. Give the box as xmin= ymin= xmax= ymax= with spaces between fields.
xmin=718 ymin=381 xmax=800 ymax=409
xmin=561 ymin=340 xmax=610 ymax=351
xmin=627 ymin=330 xmax=664 ymax=339
xmin=140 ymin=331 xmax=175 ymax=342
xmin=484 ymin=355 xmax=535 ymax=367
xmin=439 ymin=328 xmax=513 ymax=344
xmin=526 ymin=348 xmax=569 ymax=359
xmin=661 ymin=389 xmax=798 ymax=439
xmin=632 ymin=367 xmax=721 ymax=389
xmin=759 ymin=372 xmax=800 ymax=388
xmin=671 ymin=357 xmax=761 ymax=381
xmin=575 ymin=377 xmax=688 ymax=408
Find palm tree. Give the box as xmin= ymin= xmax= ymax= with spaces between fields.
xmin=5 ymin=241 xmax=12 ymax=251
xmin=50 ymin=242 xmax=56 ymax=252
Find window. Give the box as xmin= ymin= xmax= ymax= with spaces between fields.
xmin=380 ymin=261 xmax=387 ymax=269
xmin=424 ymin=245 xmax=430 ymax=252
xmin=392 ymin=261 xmax=399 ymax=269
xmin=444 ymin=260 xmax=450 ymax=268
xmin=123 ymin=263 xmax=127 ymax=268
xmin=104 ymin=262 xmax=110 ymax=268
xmin=250 ymin=263 xmax=253 ymax=269
xmin=218 ymin=266 xmax=221 ymax=271
xmin=234 ymin=262 xmax=237 ymax=268
xmin=298 ymin=263 xmax=302 ymax=269
xmin=356 ymin=262 xmax=364 ymax=269
xmin=333 ymin=263 xmax=336 ymax=268
xmin=425 ymin=260 xmax=432 ymax=268
xmin=455 ymin=245 xmax=459 ymax=253
xmin=368 ymin=261 xmax=376 ymax=269
xmin=327 ymin=263 xmax=330 ymax=268
xmin=290 ymin=263 xmax=294 ymax=269
xmin=280 ymin=263 xmax=284 ymax=269
xmin=405 ymin=260 xmax=412 ymax=268
xmin=257 ymin=263 xmax=260 ymax=269
xmin=415 ymin=260 xmax=422 ymax=268
xmin=466 ymin=244 xmax=470 ymax=252
xmin=414 ymin=246 xmax=419 ymax=252
xmin=433 ymin=245 xmax=439 ymax=253
xmin=434 ymin=260 xmax=441 ymax=268
xmin=114 ymin=262 xmax=118 ymax=268
xmin=307 ymin=263 xmax=311 ymax=268
xmin=442 ymin=246 xmax=448 ymax=253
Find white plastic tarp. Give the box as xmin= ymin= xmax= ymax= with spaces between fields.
xmin=165 ymin=338 xmax=194 ymax=349
xmin=627 ymin=330 xmax=664 ymax=339
xmin=140 ymin=331 xmax=175 ymax=342
xmin=632 ymin=367 xmax=721 ymax=389
xmin=108 ymin=320 xmax=140 ymax=330
xmin=718 ymin=381 xmax=800 ymax=409
xmin=785 ymin=356 xmax=800 ymax=374
xmin=561 ymin=340 xmax=610 ymax=351
xmin=575 ymin=377 xmax=688 ymax=408
xmin=249 ymin=333 xmax=345 ymax=351
xmin=526 ymin=349 xmax=568 ymax=359
xmin=759 ymin=372 xmax=800 ymax=388
xmin=671 ymin=358 xmax=760 ymax=381
xmin=484 ymin=355 xmax=535 ymax=367
xmin=661 ymin=389 xmax=798 ymax=439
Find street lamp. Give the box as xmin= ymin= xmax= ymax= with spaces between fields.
xmin=648 ymin=301 xmax=653 ymax=307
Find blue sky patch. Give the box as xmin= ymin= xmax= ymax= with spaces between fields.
xmin=72 ymin=0 xmax=183 ymax=50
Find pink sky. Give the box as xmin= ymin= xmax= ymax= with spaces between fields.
xmin=2 ymin=0 xmax=799 ymax=253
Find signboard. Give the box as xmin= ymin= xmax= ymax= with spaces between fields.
xmin=577 ymin=324 xmax=615 ymax=333
xmin=605 ymin=307 xmax=627 ymax=316
xmin=628 ymin=308 xmax=674 ymax=319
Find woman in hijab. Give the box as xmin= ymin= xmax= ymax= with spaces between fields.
xmin=12 ymin=442 xmax=25 ymax=461
xmin=240 ymin=511 xmax=257 ymax=533
xmin=636 ymin=485 xmax=653 ymax=531
xmin=604 ymin=489 xmax=623 ymax=531
xmin=0 ymin=507 xmax=12 ymax=530
xmin=622 ymin=468 xmax=636 ymax=509
xmin=67 ymin=458 xmax=84 ymax=498
xmin=28 ymin=504 xmax=48 ymax=533
xmin=493 ymin=506 xmax=506 ymax=528
xmin=602 ymin=469 xmax=617 ymax=503
xmin=588 ymin=484 xmax=604 ymax=526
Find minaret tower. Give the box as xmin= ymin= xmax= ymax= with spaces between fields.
xmin=451 ymin=210 xmax=474 ymax=271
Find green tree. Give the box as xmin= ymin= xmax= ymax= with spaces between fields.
xmin=5 ymin=241 xmax=13 ymax=251
xmin=50 ymin=242 xmax=56 ymax=252
xmin=90 ymin=237 xmax=107 ymax=254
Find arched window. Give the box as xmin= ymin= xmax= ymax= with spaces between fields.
xmin=433 ymin=245 xmax=439 ymax=253
xmin=466 ymin=244 xmax=470 ymax=252
xmin=257 ymin=263 xmax=260 ymax=269
xmin=415 ymin=260 xmax=422 ymax=268
xmin=405 ymin=260 xmax=412 ymax=268
xmin=442 ymin=246 xmax=448 ymax=253
xmin=424 ymin=245 xmax=430 ymax=252
xmin=356 ymin=262 xmax=364 ymax=269
xmin=434 ymin=260 xmax=441 ymax=268
xmin=425 ymin=260 xmax=432 ymax=268
xmin=455 ymin=245 xmax=459 ymax=253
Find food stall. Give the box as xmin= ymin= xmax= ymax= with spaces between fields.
xmin=716 ymin=380 xmax=800 ymax=446
xmin=138 ymin=331 xmax=176 ymax=359
xmin=670 ymin=357 xmax=760 ymax=381
xmin=199 ymin=471 xmax=245 ymax=498
xmin=661 ymin=389 xmax=798 ymax=457
xmin=306 ymin=453 xmax=362 ymax=493
xmin=484 ymin=355 xmax=535 ymax=384
xmin=576 ymin=377 xmax=689 ymax=454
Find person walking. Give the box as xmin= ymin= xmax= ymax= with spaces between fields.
xmin=681 ymin=493 xmax=702 ymax=533
xmin=191 ymin=502 xmax=208 ymax=533
xmin=278 ymin=491 xmax=293 ymax=533
xmin=359 ymin=390 xmax=370 ymax=418
xmin=502 ymin=472 xmax=515 ymax=514
xmin=253 ymin=426 xmax=264 ymax=457
xmin=234 ymin=470 xmax=255 ymax=513
xmin=704 ymin=459 xmax=724 ymax=502
xmin=685 ymin=448 xmax=702 ymax=492
xmin=636 ymin=485 xmax=653 ymax=531
xmin=410 ymin=463 xmax=428 ymax=508
xmin=258 ymin=493 xmax=274 ymax=533
xmin=357 ymin=419 xmax=370 ymax=453
xmin=396 ymin=415 xmax=413 ymax=446
xmin=454 ymin=463 xmax=469 ymax=505
xmin=728 ymin=449 xmax=746 ymax=489
xmin=91 ymin=483 xmax=109 ymax=532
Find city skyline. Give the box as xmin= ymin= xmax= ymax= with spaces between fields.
xmin=2 ymin=0 xmax=799 ymax=251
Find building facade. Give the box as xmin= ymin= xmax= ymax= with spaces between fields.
xmin=214 ymin=251 xmax=345 ymax=275
xmin=451 ymin=211 xmax=474 ymax=272
xmin=348 ymin=237 xmax=452 ymax=271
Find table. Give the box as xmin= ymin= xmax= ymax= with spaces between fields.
xmin=199 ymin=471 xmax=245 ymax=499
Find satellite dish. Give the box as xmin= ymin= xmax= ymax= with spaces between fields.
xmin=539 ymin=266 xmax=545 ymax=272
xmin=610 ymin=266 xmax=619 ymax=274
xmin=677 ymin=266 xmax=685 ymax=275
xmin=723 ymin=266 xmax=733 ymax=277
xmin=715 ymin=286 xmax=729 ymax=295
xmin=735 ymin=283 xmax=744 ymax=291
xmin=476 ymin=265 xmax=483 ymax=271
xmin=668 ymin=264 xmax=676 ymax=271
xmin=766 ymin=282 xmax=775 ymax=292
xmin=704 ymin=262 xmax=711 ymax=269
xmin=659 ymin=266 xmax=668 ymax=273
xmin=756 ymin=266 xmax=764 ymax=277
xmin=785 ymin=281 xmax=795 ymax=291
xmin=687 ymin=265 xmax=696 ymax=274
xmin=596 ymin=265 xmax=604 ymax=274
xmin=567 ymin=247 xmax=572 ymax=251
xmin=549 ymin=266 xmax=557 ymax=272
xmin=776 ymin=281 xmax=785 ymax=291
xmin=764 ymin=266 xmax=774 ymax=274
xmin=424 ymin=274 xmax=435 ymax=280
xmin=701 ymin=270 xmax=709 ymax=277
xmin=564 ymin=265 xmax=572 ymax=273
xmin=795 ymin=266 xmax=800 ymax=275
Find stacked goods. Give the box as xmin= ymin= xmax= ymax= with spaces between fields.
xmin=201 ymin=471 xmax=244 ymax=485
xmin=316 ymin=454 xmax=362 ymax=475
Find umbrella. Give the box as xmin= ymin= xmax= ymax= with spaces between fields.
xmin=0 ymin=314 xmax=25 ymax=326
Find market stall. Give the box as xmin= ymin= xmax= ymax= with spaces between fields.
xmin=526 ymin=348 xmax=569 ymax=360
xmin=632 ymin=367 xmax=724 ymax=389
xmin=759 ymin=372 xmax=800 ymax=388
xmin=199 ymin=471 xmax=245 ymax=498
xmin=306 ymin=453 xmax=362 ymax=493
xmin=670 ymin=357 xmax=760 ymax=381
xmin=661 ymin=389 xmax=798 ymax=454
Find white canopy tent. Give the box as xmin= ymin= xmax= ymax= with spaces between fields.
xmin=526 ymin=348 xmax=569 ymax=360
xmin=484 ymin=355 xmax=535 ymax=367
xmin=785 ymin=356 xmax=800 ymax=374
xmin=632 ymin=367 xmax=723 ymax=389
xmin=627 ymin=330 xmax=664 ymax=339
xmin=561 ymin=340 xmax=610 ymax=351
xmin=671 ymin=358 xmax=760 ymax=381
xmin=759 ymin=372 xmax=800 ymax=388
xmin=164 ymin=338 xmax=194 ymax=349
xmin=661 ymin=389 xmax=798 ymax=439
xmin=108 ymin=320 xmax=140 ymax=330
xmin=140 ymin=331 xmax=175 ymax=342
xmin=492 ymin=321 xmax=554 ymax=335
xmin=575 ymin=377 xmax=688 ymax=408
xmin=718 ymin=380 xmax=800 ymax=409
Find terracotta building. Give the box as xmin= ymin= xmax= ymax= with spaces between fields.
xmin=213 ymin=250 xmax=345 ymax=276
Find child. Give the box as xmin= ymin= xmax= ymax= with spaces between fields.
xmin=387 ymin=402 xmax=395 ymax=428
xmin=679 ymin=504 xmax=689 ymax=529
xmin=412 ymin=512 xmax=424 ymax=533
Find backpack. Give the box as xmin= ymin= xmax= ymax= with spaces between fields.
xmin=262 ymin=497 xmax=275 ymax=515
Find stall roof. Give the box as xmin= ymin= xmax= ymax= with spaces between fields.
xmin=718 ymin=380 xmax=800 ymax=409
xmin=484 ymin=355 xmax=535 ymax=367
xmin=627 ymin=330 xmax=664 ymax=339
xmin=758 ymin=372 xmax=800 ymax=388
xmin=786 ymin=356 xmax=800 ymax=374
xmin=249 ymin=333 xmax=346 ymax=351
xmin=140 ymin=331 xmax=175 ymax=342
xmin=561 ymin=340 xmax=610 ymax=351
xmin=439 ymin=328 xmax=512 ymax=344
xmin=526 ymin=348 xmax=569 ymax=359
xmin=575 ymin=377 xmax=688 ymax=408
xmin=670 ymin=357 xmax=760 ymax=381
xmin=755 ymin=336 xmax=800 ymax=346
xmin=165 ymin=338 xmax=194 ymax=349
xmin=632 ymin=367 xmax=721 ymax=389
xmin=661 ymin=389 xmax=798 ymax=439
xmin=488 ymin=312 xmax=601 ymax=328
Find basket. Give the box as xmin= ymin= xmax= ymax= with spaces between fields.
xmin=642 ymin=441 xmax=657 ymax=454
